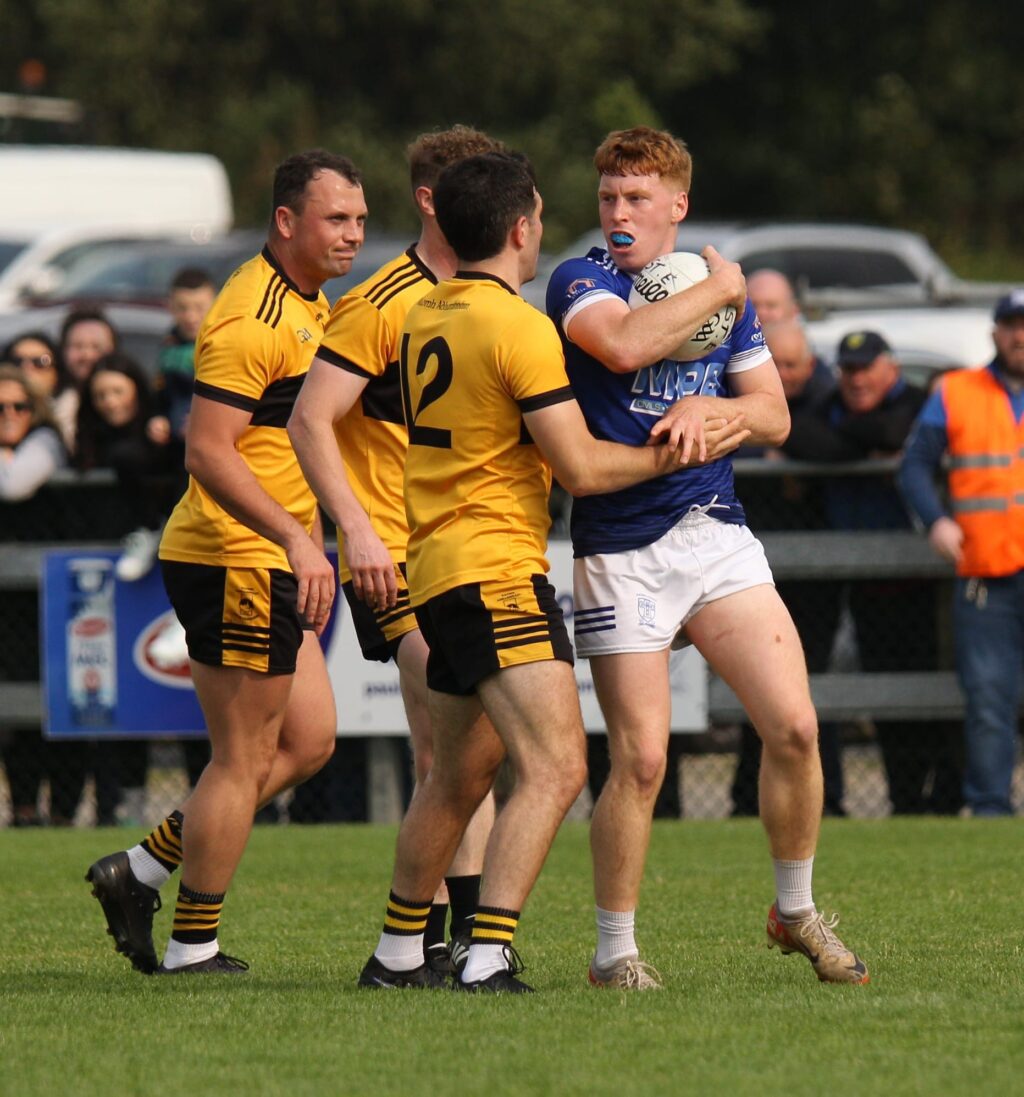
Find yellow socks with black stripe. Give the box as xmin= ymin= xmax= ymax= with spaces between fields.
xmin=126 ymin=810 xmax=183 ymax=889
xmin=461 ymin=905 xmax=519 ymax=984
xmin=160 ymin=883 xmax=224 ymax=970
xmin=375 ymin=891 xmax=431 ymax=972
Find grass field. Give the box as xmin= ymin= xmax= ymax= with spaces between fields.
xmin=1 ymin=819 xmax=1021 ymax=1096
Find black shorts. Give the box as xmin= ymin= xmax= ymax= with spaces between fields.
xmin=414 ymin=574 xmax=573 ymax=696
xmin=342 ymin=561 xmax=417 ymax=663
xmin=161 ymin=560 xmax=303 ymax=675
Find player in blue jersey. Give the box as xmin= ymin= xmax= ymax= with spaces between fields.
xmin=546 ymin=126 xmax=868 ymax=988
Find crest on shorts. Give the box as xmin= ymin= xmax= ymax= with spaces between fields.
xmin=637 ymin=596 xmax=656 ymax=627
xmin=499 ymin=590 xmax=521 ymax=612
xmin=238 ymin=589 xmax=258 ymax=619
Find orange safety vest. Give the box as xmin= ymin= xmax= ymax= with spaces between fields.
xmin=943 ymin=366 xmax=1024 ymax=577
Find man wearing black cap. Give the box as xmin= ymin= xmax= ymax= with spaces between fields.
xmin=899 ymin=293 xmax=1024 ymax=816
xmin=786 ymin=330 xmax=963 ymax=815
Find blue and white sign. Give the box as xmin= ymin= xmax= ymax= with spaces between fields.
xmin=43 ymin=551 xmax=205 ymax=738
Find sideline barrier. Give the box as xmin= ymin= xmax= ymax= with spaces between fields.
xmin=0 ymin=459 xmax=977 ymax=731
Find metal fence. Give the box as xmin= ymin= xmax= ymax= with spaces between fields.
xmin=2 ymin=462 xmax=1021 ymax=827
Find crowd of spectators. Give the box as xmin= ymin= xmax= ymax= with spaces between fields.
xmin=0 ymin=275 xmax=209 ymax=827
xmin=1 ymin=263 xmax=1019 ymax=824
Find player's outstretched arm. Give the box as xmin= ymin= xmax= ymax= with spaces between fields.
xmin=186 ymin=394 xmax=335 ymax=627
xmin=566 ymin=246 xmax=746 ymax=374
xmin=649 ymin=360 xmax=790 ymax=452
xmin=524 ymin=398 xmax=749 ymax=497
xmin=288 ymin=357 xmax=399 ymax=611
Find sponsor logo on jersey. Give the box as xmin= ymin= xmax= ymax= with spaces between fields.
xmin=628 ymin=397 xmax=668 ymax=417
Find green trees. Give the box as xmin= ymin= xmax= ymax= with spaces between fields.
xmin=3 ymin=0 xmax=1024 ymax=270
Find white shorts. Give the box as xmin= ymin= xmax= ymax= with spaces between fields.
xmin=572 ymin=512 xmax=774 ymax=657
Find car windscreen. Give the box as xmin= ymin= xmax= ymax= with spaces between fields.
xmin=0 ymin=240 xmax=27 ymax=276
xmin=742 ymin=247 xmax=918 ymax=289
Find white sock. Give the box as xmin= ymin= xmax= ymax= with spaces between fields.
xmin=161 ymin=936 xmax=218 ymax=970
xmin=460 ymin=942 xmax=509 ymax=984
xmin=127 ymin=845 xmax=172 ymax=890
xmin=773 ymin=857 xmax=815 ymax=918
xmin=374 ymin=932 xmax=424 ymax=972
xmin=594 ymin=907 xmax=638 ymax=969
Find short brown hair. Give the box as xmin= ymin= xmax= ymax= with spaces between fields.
xmin=271 ymin=149 xmax=362 ymax=225
xmin=593 ymin=126 xmax=692 ymax=190
xmin=407 ymin=124 xmax=505 ymax=191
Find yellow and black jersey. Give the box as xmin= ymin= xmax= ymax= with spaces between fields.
xmin=315 ymin=246 xmax=434 ymax=582
xmin=161 ymin=246 xmax=328 ymax=569
xmin=402 ymin=272 xmax=574 ymax=604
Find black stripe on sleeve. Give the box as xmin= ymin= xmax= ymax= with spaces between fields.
xmin=316 ymin=345 xmax=375 ymax=380
xmin=193 ymin=379 xmax=260 ymax=412
xmin=517 ymin=385 xmax=575 ymax=413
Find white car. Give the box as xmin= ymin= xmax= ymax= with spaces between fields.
xmin=0 ymin=146 xmax=233 ymax=311
xmin=805 ymin=306 xmax=993 ymax=387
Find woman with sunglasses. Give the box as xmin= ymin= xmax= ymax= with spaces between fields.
xmin=0 ymin=362 xmax=75 ymax=827
xmin=1 ymin=332 xmax=76 ymax=452
xmin=0 ymin=362 xmax=67 ymax=501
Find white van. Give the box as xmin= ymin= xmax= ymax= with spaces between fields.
xmin=0 ymin=145 xmax=233 ymax=309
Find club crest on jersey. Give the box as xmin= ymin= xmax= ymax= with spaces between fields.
xmin=637 ymin=596 xmax=657 ymax=628
xmin=297 ymin=327 xmax=314 ymax=342
xmin=566 ymin=277 xmax=597 ymax=300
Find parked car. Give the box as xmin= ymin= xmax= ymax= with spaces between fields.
xmin=805 ymin=305 xmax=993 ymax=388
xmin=0 ymin=231 xmax=417 ymax=372
xmin=0 ymin=146 xmax=233 ymax=311
xmin=555 ymin=222 xmax=1016 ymax=314
xmin=28 ymin=230 xmax=267 ymax=308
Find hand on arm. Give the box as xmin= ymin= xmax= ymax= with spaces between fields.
xmin=648 ymin=360 xmax=790 ymax=452
xmin=287 ymin=357 xmax=398 ymax=611
xmin=187 ymin=394 xmax=336 ymax=628
xmin=524 ymin=398 xmax=749 ymax=497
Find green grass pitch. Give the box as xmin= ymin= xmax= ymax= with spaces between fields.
xmin=1 ymin=818 xmax=1021 ymax=1096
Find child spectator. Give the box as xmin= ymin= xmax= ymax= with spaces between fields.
xmin=153 ymin=267 xmax=215 ymax=455
xmin=141 ymin=268 xmax=216 ymax=674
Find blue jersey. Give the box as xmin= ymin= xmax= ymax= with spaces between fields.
xmin=546 ymin=247 xmax=771 ymax=556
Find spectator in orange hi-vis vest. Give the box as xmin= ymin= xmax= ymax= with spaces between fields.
xmin=899 ymin=291 xmax=1024 ymax=816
